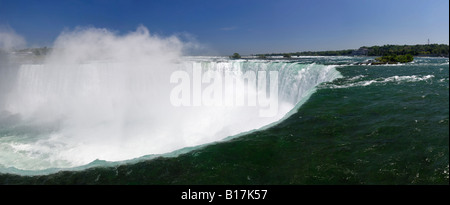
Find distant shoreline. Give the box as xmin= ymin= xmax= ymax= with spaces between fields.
xmin=254 ymin=44 xmax=449 ymax=58
xmin=4 ymin=44 xmax=450 ymax=59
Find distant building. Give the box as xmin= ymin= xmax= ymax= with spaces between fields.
xmin=352 ymin=47 xmax=369 ymax=56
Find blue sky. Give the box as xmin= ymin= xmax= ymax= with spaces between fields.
xmin=0 ymin=0 xmax=448 ymax=55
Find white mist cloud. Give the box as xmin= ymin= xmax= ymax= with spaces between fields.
xmin=0 ymin=27 xmax=26 ymax=51
xmin=48 ymin=25 xmax=184 ymax=64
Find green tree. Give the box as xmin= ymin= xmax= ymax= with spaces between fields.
xmin=405 ymin=54 xmax=413 ymax=62
xmin=230 ymin=53 xmax=241 ymax=59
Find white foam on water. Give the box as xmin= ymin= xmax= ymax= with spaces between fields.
xmin=326 ymin=75 xmax=435 ymax=89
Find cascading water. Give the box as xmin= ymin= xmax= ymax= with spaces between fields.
xmin=0 ymin=27 xmax=342 ymax=175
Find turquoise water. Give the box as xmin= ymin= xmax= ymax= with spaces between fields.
xmin=0 ymin=57 xmax=448 ymax=184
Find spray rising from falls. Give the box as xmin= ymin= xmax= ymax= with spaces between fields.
xmin=0 ymin=27 xmax=342 ymax=174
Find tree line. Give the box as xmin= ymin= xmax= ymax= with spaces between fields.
xmin=366 ymin=44 xmax=448 ymax=56
xmin=255 ymin=44 xmax=449 ymax=58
